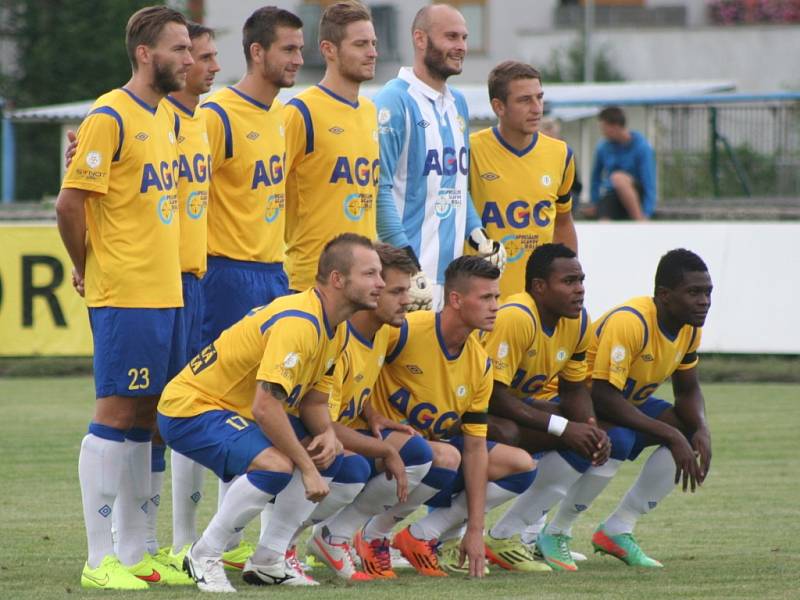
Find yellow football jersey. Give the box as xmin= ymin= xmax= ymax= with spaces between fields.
xmin=481 ymin=292 xmax=590 ymax=402
xmin=159 ymin=288 xmax=348 ymax=420
xmin=201 ymin=86 xmax=286 ymax=263
xmin=589 ymin=296 xmax=702 ymax=406
xmin=469 ymin=128 xmax=575 ymax=299
xmin=163 ymin=95 xmax=210 ymax=277
xmin=371 ymin=311 xmax=493 ymax=440
xmin=284 ymin=86 xmax=379 ymax=291
xmin=62 ymin=88 xmax=182 ymax=308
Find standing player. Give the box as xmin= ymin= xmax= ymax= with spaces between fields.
xmin=469 ymin=62 xmax=577 ymax=299
xmin=55 ymin=6 xmax=193 ymax=590
xmin=358 ymin=256 xmax=536 ymax=578
xmin=158 ymin=234 xmax=385 ymax=593
xmin=509 ymin=249 xmax=713 ymax=570
xmin=200 ymin=6 xmax=303 ymax=347
xmin=284 ymin=0 xmax=380 ymax=293
xmin=375 ymin=4 xmax=505 ymax=310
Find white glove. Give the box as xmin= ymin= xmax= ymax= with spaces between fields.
xmin=407 ymin=271 xmax=433 ymax=312
xmin=468 ymin=227 xmax=507 ymax=273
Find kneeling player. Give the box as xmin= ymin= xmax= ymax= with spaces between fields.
xmin=360 ymin=256 xmax=537 ymax=578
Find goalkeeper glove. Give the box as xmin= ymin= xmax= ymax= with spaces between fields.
xmin=407 ymin=271 xmax=433 ymax=312
xmin=468 ymin=227 xmax=507 ymax=273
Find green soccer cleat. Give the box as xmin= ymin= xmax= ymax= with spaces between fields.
xmin=438 ymin=538 xmax=489 ymax=575
xmin=154 ymin=545 xmax=189 ymax=572
xmin=535 ymin=532 xmax=578 ymax=571
xmin=126 ymin=552 xmax=195 ymax=585
xmin=591 ymin=524 xmax=663 ymax=568
xmin=222 ymin=540 xmax=255 ymax=570
xmin=81 ymin=555 xmax=149 ymax=590
xmin=484 ymin=534 xmax=552 ymax=573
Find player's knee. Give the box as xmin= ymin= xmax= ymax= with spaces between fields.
xmin=431 ymin=441 xmax=461 ymax=470
xmin=488 ymin=416 xmax=520 ymax=446
xmin=333 ymin=454 xmax=371 ymax=484
xmin=492 ymin=443 xmax=536 ymax=475
xmin=607 ymin=426 xmax=636 ymax=461
xmin=246 ymin=469 xmax=292 ymax=496
xmin=399 ymin=435 xmax=433 ymax=466
xmin=248 ymin=447 xmax=294 ymax=474
xmin=609 ymin=170 xmax=634 ymax=189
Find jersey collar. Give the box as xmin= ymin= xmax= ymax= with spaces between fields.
xmin=398 ymin=66 xmax=455 ymax=105
xmin=313 ymin=289 xmax=337 ymax=340
xmin=435 ymin=311 xmax=464 ymax=361
xmin=121 ymin=88 xmax=158 ymax=115
xmin=316 ymin=84 xmax=359 ymax=109
xmin=347 ymin=321 xmax=374 ymax=349
xmin=492 ymin=126 xmax=538 ymax=157
xmin=166 ymin=95 xmax=196 ymax=117
xmin=228 ymin=85 xmax=271 ymax=111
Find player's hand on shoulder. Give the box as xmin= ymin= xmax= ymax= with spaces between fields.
xmin=468 ymin=227 xmax=507 ymax=273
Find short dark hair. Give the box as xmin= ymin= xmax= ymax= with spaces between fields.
xmin=126 ymin=6 xmax=188 ymax=70
xmin=319 ymin=1 xmax=371 ymax=47
xmin=187 ymin=21 xmax=214 ymax=40
xmin=655 ymin=249 xmax=708 ymax=291
xmin=316 ymin=233 xmax=375 ymax=283
xmin=242 ymin=6 xmax=303 ymax=66
xmin=598 ymin=106 xmax=626 ymax=127
xmin=488 ymin=60 xmax=541 ymax=103
xmin=525 ymin=243 xmax=576 ymax=292
xmin=374 ymin=243 xmax=417 ymax=276
xmin=444 ymin=255 xmax=500 ymax=299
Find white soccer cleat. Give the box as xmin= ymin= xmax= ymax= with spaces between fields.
xmin=307 ymin=526 xmax=372 ymax=581
xmin=183 ymin=544 xmax=236 ymax=593
xmin=242 ymin=556 xmax=318 ymax=587
xmin=286 ymin=546 xmax=320 ymax=586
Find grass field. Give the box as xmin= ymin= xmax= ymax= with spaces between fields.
xmin=1 ymin=378 xmax=798 ymax=599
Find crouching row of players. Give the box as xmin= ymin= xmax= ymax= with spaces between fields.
xmin=157 ymin=233 xmax=713 ymax=592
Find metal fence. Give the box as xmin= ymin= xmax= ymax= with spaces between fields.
xmin=653 ymin=100 xmax=800 ymax=200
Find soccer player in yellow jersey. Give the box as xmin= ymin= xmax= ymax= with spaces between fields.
xmin=199 ymin=7 xmax=304 ymax=348
xmin=513 ymin=249 xmax=712 ymax=571
xmin=158 ymin=234 xmax=385 ymax=592
xmin=284 ymin=1 xmax=380 ymax=292
xmin=55 ymin=7 xmax=193 ymax=591
xmin=360 ymin=257 xmax=536 ymax=578
xmin=469 ymin=61 xmax=578 ymax=299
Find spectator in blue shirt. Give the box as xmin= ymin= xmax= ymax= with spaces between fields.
xmin=588 ymin=106 xmax=656 ymax=220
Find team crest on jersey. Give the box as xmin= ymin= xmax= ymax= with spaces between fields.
xmin=326 ymin=358 xmax=335 ymax=371
xmin=168 ymin=131 xmax=175 ymax=144
xmin=264 ymin=193 xmax=285 ymax=223
xmin=434 ymin=189 xmax=462 ymax=219
xmin=186 ymin=191 xmax=208 ymax=220
xmin=377 ymin=354 xmax=385 ymax=367
xmin=378 ymin=108 xmax=391 ymax=125
xmin=456 ymin=385 xmax=467 ymax=397
xmin=246 ymin=131 xmax=260 ymax=140
xmin=498 ymin=342 xmax=509 ymax=359
xmin=278 ymin=125 xmax=285 ymax=137
xmin=480 ymin=172 xmax=500 ymax=181
xmin=157 ymin=194 xmax=178 ymax=224
xmin=283 ymin=352 xmax=300 ymax=368
xmin=611 ymin=345 xmax=626 ymax=363
xmin=456 ymin=115 xmax=466 ymax=132
xmin=500 ymin=234 xmax=526 ymax=264
xmin=556 ymin=348 xmax=568 ymax=362
xmin=541 ymin=174 xmax=552 ymax=186
xmin=203 ymin=132 xmax=209 ymax=143
xmin=85 ymin=151 xmax=102 ymax=169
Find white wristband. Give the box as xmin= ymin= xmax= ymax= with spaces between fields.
xmin=547 ymin=415 xmax=569 ymax=437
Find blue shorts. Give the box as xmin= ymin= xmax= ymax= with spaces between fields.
xmin=89 ymin=306 xmax=184 ymax=398
xmin=173 ymin=273 xmax=205 ymax=377
xmin=627 ymin=396 xmax=674 ymax=460
xmin=425 ymin=435 xmax=497 ymax=508
xmin=201 ymin=257 xmax=289 ymax=347
xmin=158 ymin=410 xmax=309 ymax=482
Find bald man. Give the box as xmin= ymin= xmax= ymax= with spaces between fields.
xmin=374 ymin=4 xmax=505 ymax=311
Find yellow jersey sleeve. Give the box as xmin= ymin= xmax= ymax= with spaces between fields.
xmin=560 ymin=308 xmax=591 ymax=382
xmin=63 ymin=110 xmax=120 ymax=194
xmin=256 ymin=315 xmax=320 ymax=407
xmin=460 ymin=357 xmax=492 ymax=437
xmin=481 ymin=304 xmax=535 ymax=387
xmin=203 ymin=102 xmax=229 ymax=173
xmin=556 ymin=149 xmax=575 ymax=214
xmin=676 ymin=326 xmax=702 ymax=371
xmin=283 ymin=102 xmax=308 ymax=175
xmin=591 ymin=310 xmax=647 ymax=391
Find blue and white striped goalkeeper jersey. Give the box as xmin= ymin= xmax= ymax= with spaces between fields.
xmin=375 ymin=67 xmax=481 ymax=284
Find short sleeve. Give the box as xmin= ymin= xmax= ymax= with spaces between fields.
xmin=555 ymin=146 xmax=575 ymax=214
xmin=283 ymin=99 xmax=310 ymax=173
xmin=591 ymin=311 xmax=646 ymax=391
xmin=676 ymin=327 xmax=702 ymax=371
xmin=560 ymin=308 xmax=591 ymax=382
xmin=200 ymin=102 xmax=230 ymax=172
xmin=62 ymin=109 xmax=121 ymax=194
xmin=256 ymin=317 xmax=319 ymax=400
xmin=481 ymin=305 xmax=535 ymax=386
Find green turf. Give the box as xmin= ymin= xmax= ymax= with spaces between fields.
xmin=1 ymin=378 xmax=798 ymax=599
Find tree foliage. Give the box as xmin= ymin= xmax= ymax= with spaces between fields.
xmin=539 ymin=38 xmax=625 ymax=84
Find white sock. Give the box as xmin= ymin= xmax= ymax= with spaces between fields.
xmin=258 ymin=501 xmax=274 ymax=543
xmin=490 ymin=452 xmax=581 ymax=540
xmin=171 ymin=451 xmax=205 ymax=552
xmin=308 ymin=480 xmax=366 ymax=526
xmin=145 ymin=470 xmax=165 ymax=555
xmin=547 ymin=459 xmax=622 ymax=537
xmin=362 ymin=479 xmax=441 ymax=541
xmin=78 ymin=432 xmax=127 ymax=568
xmin=218 ymin=477 xmax=243 ymax=551
xmin=115 ymin=439 xmax=151 ymax=566
xmin=194 ymin=475 xmax=278 ymax=559
xmin=604 ymin=447 xmax=675 ymax=536
xmin=520 ymin=514 xmax=547 ymax=545
xmin=325 ymin=462 xmax=430 ymax=541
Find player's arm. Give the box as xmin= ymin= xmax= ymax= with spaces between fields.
xmin=55 ymin=187 xmax=89 ymax=296
xmin=299 ymin=388 xmax=339 ymax=471
xmin=557 ymin=377 xmax=609 ymax=464
xmin=459 ymin=433 xmax=488 ymax=577
xmin=672 ymin=365 xmax=711 ymax=483
xmin=637 ymin=142 xmax=657 ymax=217
xmin=374 ymin=91 xmax=411 ymax=249
xmin=252 ymin=381 xmax=329 ymax=502
xmin=553 ymin=210 xmax=578 ymax=253
xmin=553 ymin=148 xmax=578 ymax=252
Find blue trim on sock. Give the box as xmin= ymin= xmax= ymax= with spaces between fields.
xmin=493 ymin=469 xmax=536 ymax=494
xmin=333 ymin=454 xmax=371 ymax=484
xmin=608 ymin=426 xmax=636 ymax=461
xmin=557 ymin=449 xmax=591 ymax=473
xmin=399 ymin=435 xmax=433 ymax=466
xmin=320 ymin=453 xmax=344 ymax=478
xmin=151 ymin=444 xmax=166 ymax=472
xmin=247 ymin=470 xmax=292 ymax=495
xmin=87 ymin=422 xmax=126 ymax=442
xmin=421 ymin=466 xmax=458 ymax=490
xmin=125 ymin=427 xmax=153 ymax=442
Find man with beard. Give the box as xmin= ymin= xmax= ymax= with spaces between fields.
xmin=198 ymin=7 xmax=304 ymax=567
xmin=374 ymin=4 xmax=506 ymax=311
xmin=158 ymin=234 xmax=385 ymax=592
xmin=283 ymin=0 xmax=380 ymax=293
xmin=56 ymin=6 xmax=194 ymax=590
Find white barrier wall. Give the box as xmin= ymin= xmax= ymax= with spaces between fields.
xmin=576 ymin=222 xmax=800 ymax=354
